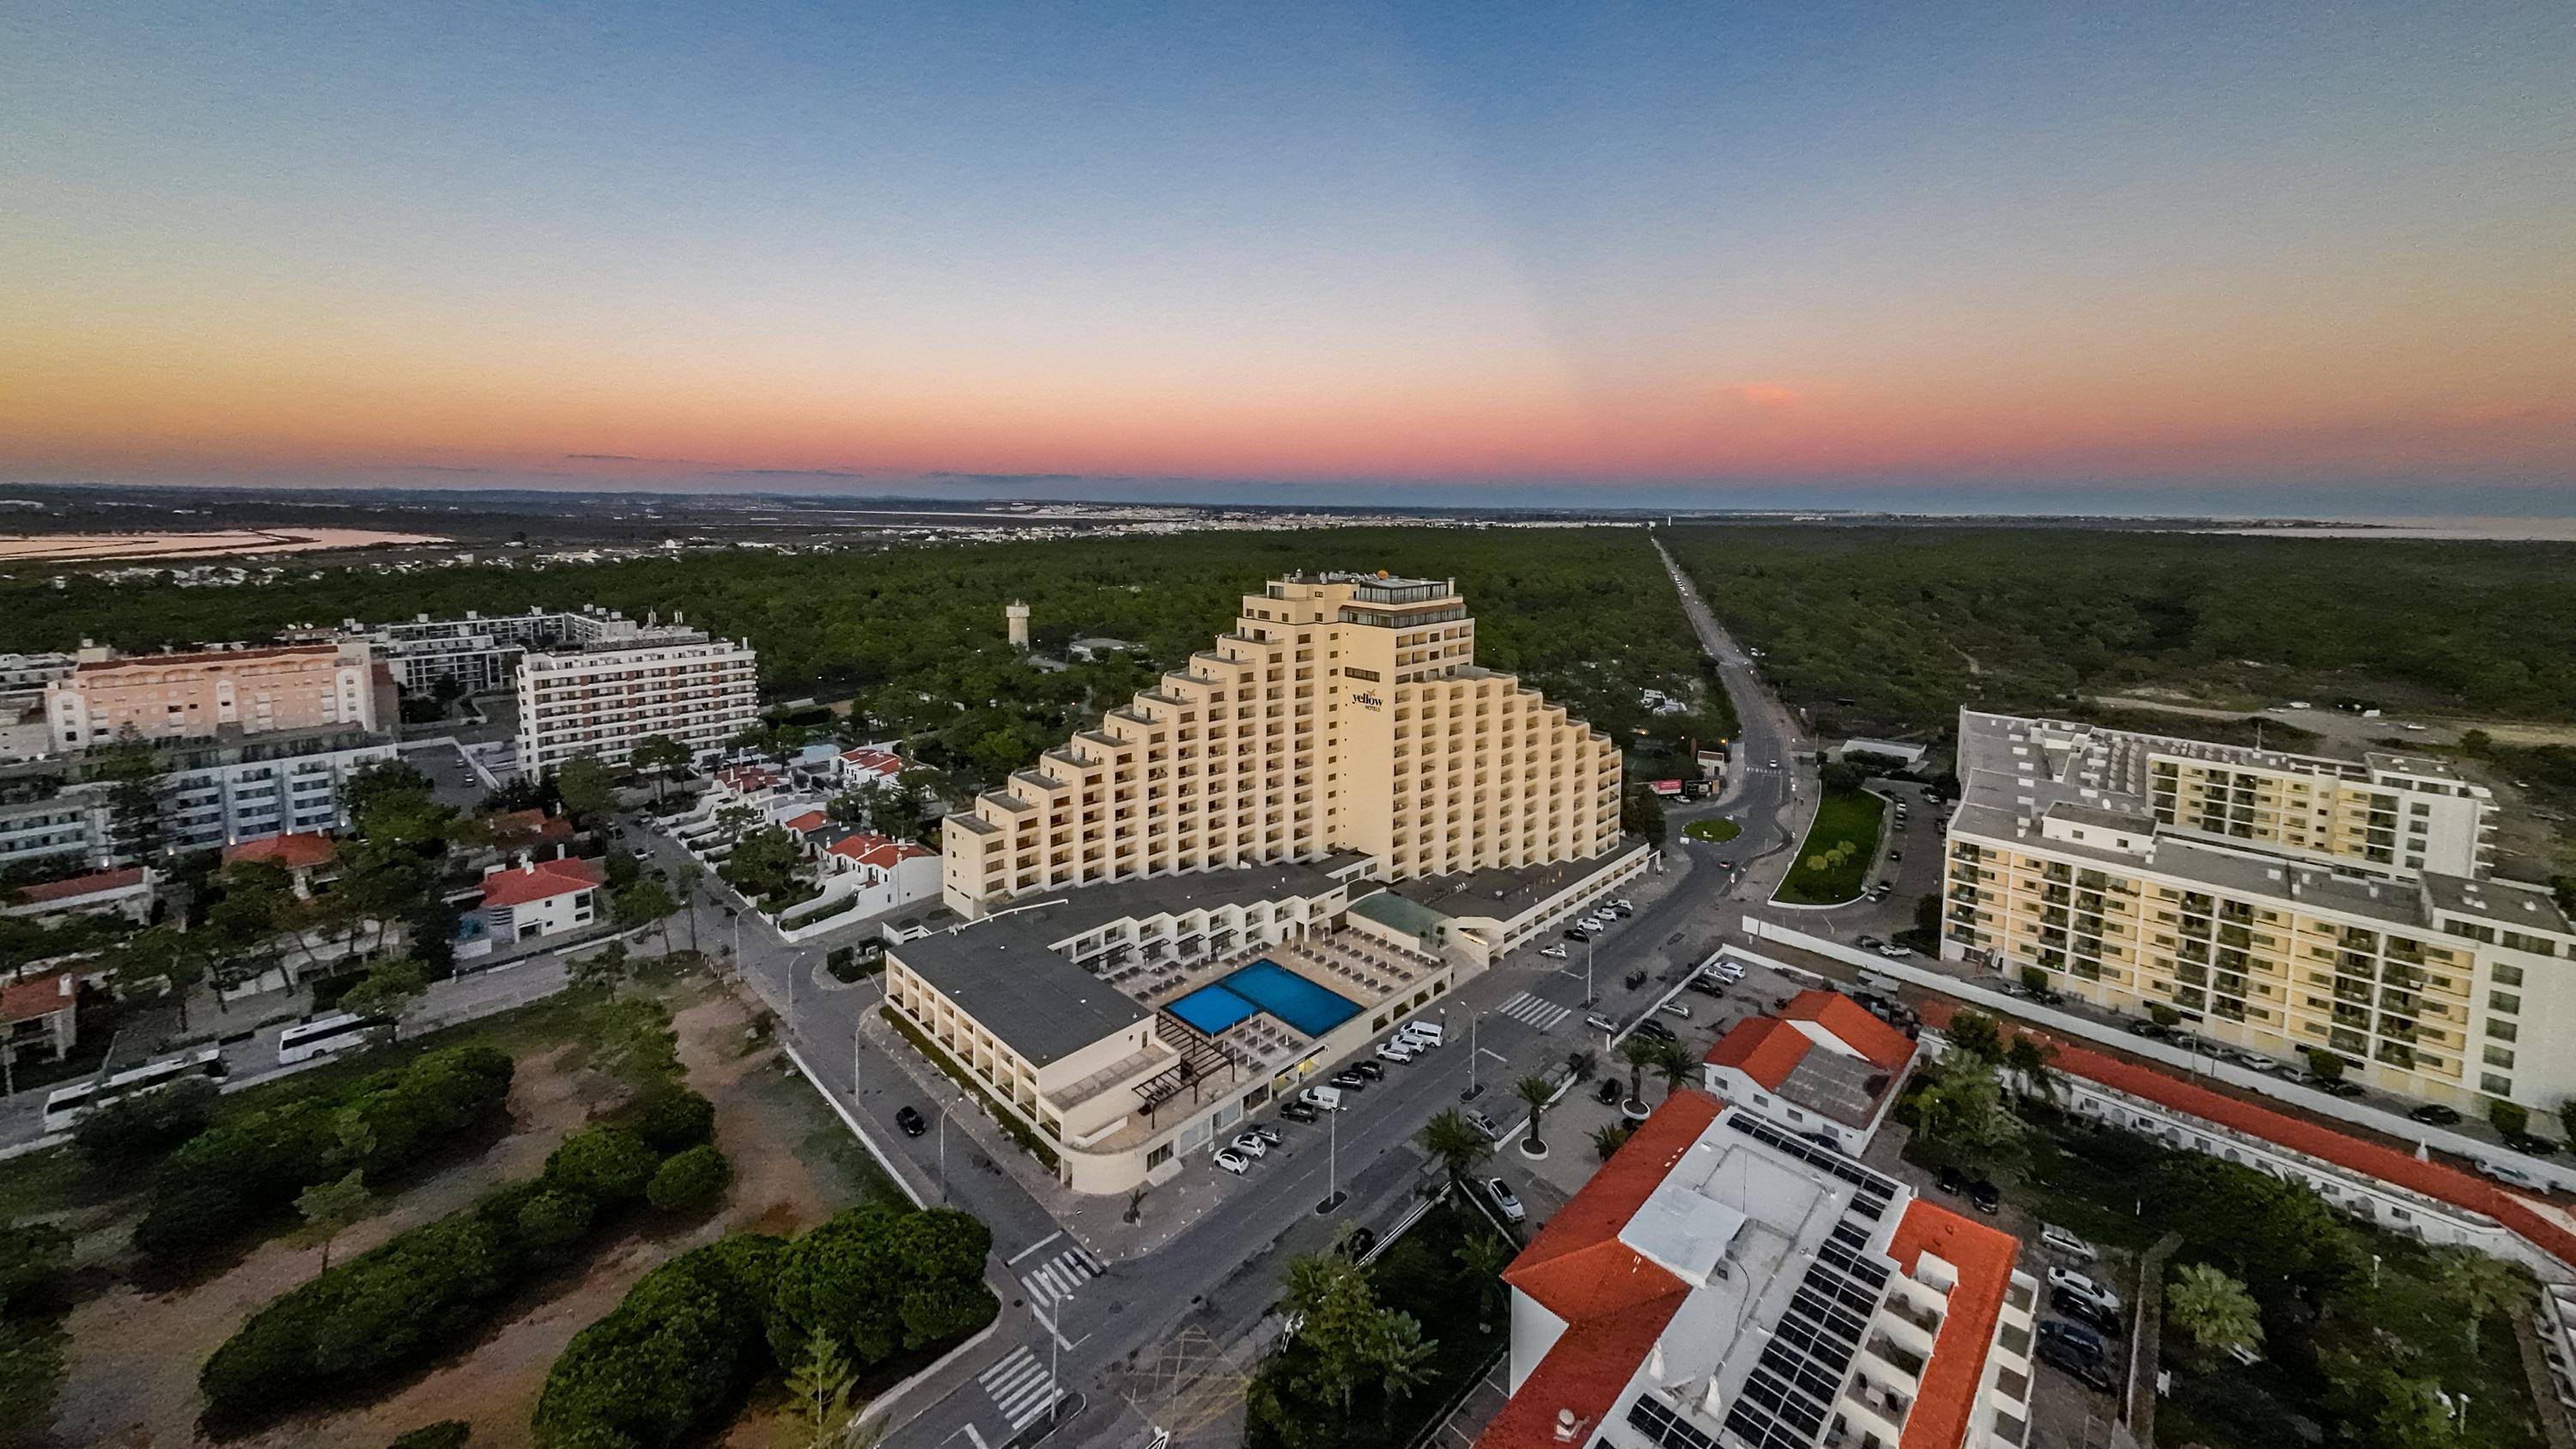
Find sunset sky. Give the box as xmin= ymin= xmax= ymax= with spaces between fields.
xmin=5 ymin=2 xmax=2572 ymax=514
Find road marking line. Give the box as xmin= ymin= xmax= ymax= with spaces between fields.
xmin=1007 ymin=1230 xmax=1065 ymax=1264
xmin=1009 ymin=1388 xmax=1066 ymax=1430
xmin=960 ymin=1423 xmax=989 ymax=1449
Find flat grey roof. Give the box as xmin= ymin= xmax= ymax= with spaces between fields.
xmin=2422 ymin=871 xmax=2573 ymax=936
xmin=890 ymin=855 xmax=1363 ymax=1066
xmin=1389 ymin=837 xmax=1649 ymax=922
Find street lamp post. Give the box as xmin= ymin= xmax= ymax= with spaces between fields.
xmin=938 ymin=1102 xmax=950 ymax=1203
xmin=1584 ymin=935 xmax=1596 ymax=1007
xmin=1315 ymin=1099 xmax=1345 ymax=1214
xmin=1463 ymin=1010 xmax=1484 ymax=1101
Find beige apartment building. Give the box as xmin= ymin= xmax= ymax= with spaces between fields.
xmin=45 ymin=642 xmax=386 ymax=753
xmin=516 ymin=625 xmax=759 ymax=775
xmin=942 ymin=571 xmax=1625 ymax=916
xmin=1944 ymin=710 xmax=2575 ymax=1111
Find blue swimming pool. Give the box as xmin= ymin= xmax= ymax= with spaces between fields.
xmin=1166 ymin=959 xmax=1364 ymax=1038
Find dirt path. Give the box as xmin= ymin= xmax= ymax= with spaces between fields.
xmin=242 ymin=991 xmax=834 ymax=1449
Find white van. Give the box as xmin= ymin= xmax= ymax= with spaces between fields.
xmin=1399 ymin=1020 xmax=1445 ymax=1048
xmin=1302 ymin=1085 xmax=1346 ymax=1112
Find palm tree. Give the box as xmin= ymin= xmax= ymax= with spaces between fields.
xmin=1564 ymin=1048 xmax=1598 ymax=1085
xmin=1453 ymin=1232 xmax=1516 ymax=1331
xmin=2005 ymin=1036 xmax=2058 ymax=1104
xmin=1651 ymin=1039 xmax=1698 ymax=1100
xmin=1619 ymin=1036 xmax=1662 ymax=1111
xmin=2433 ymin=1245 xmax=2525 ymax=1353
xmin=1591 ymin=1123 xmax=1635 ymax=1161
xmin=2165 ymin=1263 xmax=2263 ymax=1359
xmin=1419 ymin=1110 xmax=1494 ymax=1193
xmin=1370 ymin=1312 xmax=1439 ymax=1430
xmin=1514 ymin=1075 xmax=1556 ymax=1153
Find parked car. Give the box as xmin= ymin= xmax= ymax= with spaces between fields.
xmin=1609 ymin=903 xmax=1633 ymax=917
xmin=1328 ymin=1070 xmax=1370 ymax=1091
xmin=1935 ymin=1164 xmax=1965 ymax=1196
xmin=1634 ymin=1020 xmax=1677 ymax=1044
xmin=1539 ymin=944 xmax=1569 ymax=959
xmin=1657 ymin=1000 xmax=1692 ymax=1020
xmin=2047 ymin=1267 xmax=2123 ymax=1314
xmin=1968 ymin=1179 xmax=2002 ymax=1215
xmin=1564 ymin=928 xmax=1594 ymax=943
xmin=1584 ymin=1013 xmax=1619 ymax=1034
xmin=1230 ymin=1132 xmax=1269 ymax=1159
xmin=2124 ymin=1020 xmax=2172 ymax=1039
xmin=1596 ymin=1078 xmax=1623 ymax=1105
xmin=2038 ymin=1224 xmax=2096 ymax=1260
xmin=2408 ymin=1103 xmax=2464 ymax=1126
xmin=2038 ymin=1335 xmax=2118 ymax=1392
xmin=1856 ymin=935 xmax=1883 ymax=949
xmin=2038 ymin=1319 xmax=2109 ymax=1362
xmin=1686 ymin=978 xmax=1728 ymax=999
xmin=1712 ymin=960 xmax=1747 ymax=982
xmin=2230 ymin=1050 xmax=2281 ymax=1074
xmin=895 ymin=1105 xmax=927 ymax=1138
xmin=1875 ymin=944 xmax=1914 ymax=959
xmin=1613 ymin=898 xmax=1635 ymax=911
xmin=1213 ymin=1148 xmax=1251 ymax=1175
xmin=1467 ymin=1111 xmax=1503 ymax=1142
xmin=1245 ymin=1123 xmax=1283 ymax=1146
xmin=2479 ymin=1158 xmax=2545 ymax=1190
xmin=1351 ymin=1060 xmax=1385 ymax=1081
xmin=1301 ymin=1087 xmax=1345 ymax=1111
xmin=2051 ymin=1288 xmax=2124 ymax=1337
xmin=1400 ymin=1021 xmax=1444 ymax=1049
xmin=2316 ymin=1078 xmax=2366 ymax=1099
xmin=1279 ymin=1100 xmax=1321 ymax=1123
xmin=1485 ymin=1177 xmax=1527 ymax=1223
xmin=1378 ymin=1042 xmax=1416 ymax=1065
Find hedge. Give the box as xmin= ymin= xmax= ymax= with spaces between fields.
xmin=199 ymin=1099 xmax=721 ymax=1426
xmin=647 ymin=1146 xmax=730 ymax=1216
xmin=137 ymin=1045 xmax=513 ymax=1269
xmin=532 ymin=1237 xmax=783 ymax=1449
xmin=532 ymin=1206 xmax=998 ymax=1449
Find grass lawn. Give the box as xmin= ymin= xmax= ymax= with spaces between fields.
xmin=1684 ymin=817 xmax=1741 ymax=843
xmin=1775 ymin=788 xmax=1884 ymax=904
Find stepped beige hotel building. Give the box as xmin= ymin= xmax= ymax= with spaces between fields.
xmin=940 ymin=571 xmax=1625 ymax=916
xmin=889 ymin=571 xmax=1643 ymax=1194
xmin=1943 ymin=709 xmax=2576 ymax=1112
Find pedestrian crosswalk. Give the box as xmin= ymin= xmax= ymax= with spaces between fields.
xmin=1018 ymin=1242 xmax=1106 ymax=1308
xmin=1498 ymin=992 xmax=1573 ymax=1032
xmin=979 ymin=1343 xmax=1066 ymax=1431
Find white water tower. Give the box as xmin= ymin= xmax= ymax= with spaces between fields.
xmin=1005 ymin=601 xmax=1030 ymax=649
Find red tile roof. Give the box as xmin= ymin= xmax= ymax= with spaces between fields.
xmin=11 ymin=867 xmax=145 ymax=904
xmin=1918 ymin=1002 xmax=2576 ymax=1271
xmin=1782 ymin=989 xmax=1917 ymax=1072
xmin=840 ymin=747 xmax=902 ymax=776
xmin=479 ymin=856 xmax=605 ymax=908
xmin=781 ymin=810 xmax=828 ymax=833
xmin=484 ymin=807 xmax=573 ymax=842
xmin=1887 ymin=1198 xmax=2020 ymax=1449
xmin=1704 ymin=1015 xmax=1812 ymax=1089
xmin=0 ymin=971 xmax=76 ymax=1025
xmin=222 ymin=832 xmax=338 ymax=869
xmin=826 ymin=831 xmax=894 ymax=859
xmin=1479 ymin=1093 xmax=1725 ymax=1449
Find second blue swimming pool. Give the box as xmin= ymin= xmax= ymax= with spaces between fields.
xmin=1165 ymin=959 xmax=1364 ymax=1038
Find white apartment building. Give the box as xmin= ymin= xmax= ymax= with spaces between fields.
xmin=942 ymin=571 xmax=1625 ymax=916
xmin=1480 ymin=1093 xmax=2034 ymax=1449
xmin=349 ymin=606 xmax=697 ymax=694
xmin=515 ymin=625 xmax=758 ymax=776
xmin=1943 ymin=710 xmax=2574 ymax=1111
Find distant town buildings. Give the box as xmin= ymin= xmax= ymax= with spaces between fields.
xmin=1945 ymin=709 xmax=2572 ymax=1112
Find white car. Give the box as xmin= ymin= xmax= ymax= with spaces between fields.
xmin=2479 ymin=1159 xmax=2545 ymax=1191
xmin=1876 ymin=944 xmax=1914 ymax=959
xmin=1538 ymin=944 xmax=1569 ymax=959
xmin=2047 ymin=1267 xmax=2122 ymax=1313
xmin=1657 ymin=1000 xmax=1692 ymax=1020
xmin=1230 ymin=1132 xmax=1269 ymax=1159
xmin=1485 ymin=1177 xmax=1526 ymax=1224
xmin=1213 ymin=1148 xmax=1251 ymax=1175
xmin=1584 ymin=1013 xmax=1619 ymax=1034
xmin=1714 ymin=961 xmax=1747 ymax=982
xmin=1376 ymin=1042 xmax=1415 ymax=1065
xmin=2038 ymin=1224 xmax=2095 ymax=1261
xmin=1612 ymin=898 xmax=1634 ymax=911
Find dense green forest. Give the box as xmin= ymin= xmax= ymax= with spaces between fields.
xmin=9 ymin=527 xmax=1735 ymax=794
xmin=1663 ymin=527 xmax=2576 ymax=737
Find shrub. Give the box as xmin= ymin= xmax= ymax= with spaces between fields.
xmin=764 ymin=1205 xmax=995 ymax=1367
xmin=532 ymin=1238 xmax=783 ymax=1449
xmin=137 ymin=1045 xmax=512 ymax=1269
xmin=646 ymin=1146 xmax=730 ymax=1216
xmin=386 ymin=1422 xmax=471 ymax=1449
xmin=518 ymin=1191 xmax=597 ymax=1252
xmin=201 ymin=1215 xmax=513 ymax=1420
xmin=543 ymin=1126 xmax=659 ymax=1206
xmin=73 ymin=1078 xmax=216 ymax=1169
xmin=620 ymin=1086 xmax=716 ymax=1154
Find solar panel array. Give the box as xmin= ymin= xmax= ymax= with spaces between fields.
xmin=1725 ymin=1113 xmax=1900 ymax=1221
xmin=1627 ymin=1395 xmax=1719 ymax=1449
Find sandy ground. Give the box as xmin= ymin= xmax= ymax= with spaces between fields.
xmin=48 ymin=989 xmax=839 ymax=1449
xmin=0 ymin=528 xmax=446 ymax=562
